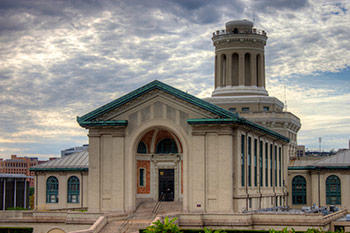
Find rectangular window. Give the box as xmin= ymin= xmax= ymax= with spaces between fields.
xmin=254 ymin=139 xmax=257 ymax=187
xmin=259 ymin=141 xmax=263 ymax=186
xmin=242 ymin=107 xmax=250 ymax=112
xmin=241 ymin=135 xmax=245 ymax=187
xmin=139 ymin=168 xmax=145 ymax=187
xmin=265 ymin=142 xmax=268 ymax=187
xmin=275 ymin=145 xmax=277 ymax=187
xmin=270 ymin=144 xmax=273 ymax=187
xmin=248 ymin=137 xmax=251 ymax=187
xmin=263 ymin=106 xmax=269 ymax=111
xmin=279 ymin=147 xmax=282 ymax=187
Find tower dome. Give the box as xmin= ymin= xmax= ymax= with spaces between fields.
xmin=225 ymin=19 xmax=253 ymax=33
xmin=212 ymin=20 xmax=268 ymax=96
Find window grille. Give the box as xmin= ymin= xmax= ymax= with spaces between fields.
xmin=67 ymin=176 xmax=80 ymax=203
xmin=46 ymin=176 xmax=59 ymax=203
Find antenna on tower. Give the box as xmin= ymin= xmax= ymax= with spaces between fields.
xmin=284 ymin=84 xmax=288 ymax=111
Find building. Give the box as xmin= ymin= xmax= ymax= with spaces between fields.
xmin=205 ymin=20 xmax=300 ymax=161
xmin=20 ymin=20 xmax=348 ymax=232
xmin=0 ymin=155 xmax=40 ymax=187
xmin=0 ymin=174 xmax=31 ymax=210
xmin=31 ymin=151 xmax=88 ymax=210
xmin=289 ymin=149 xmax=350 ymax=210
xmin=61 ymin=144 xmax=88 ymax=157
xmin=296 ymin=145 xmax=305 ymax=157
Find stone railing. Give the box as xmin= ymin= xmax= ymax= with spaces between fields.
xmin=213 ymin=28 xmax=266 ymax=37
xmin=69 ymin=216 xmax=107 ymax=233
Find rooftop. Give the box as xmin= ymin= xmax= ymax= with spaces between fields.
xmin=31 ymin=150 xmax=88 ymax=171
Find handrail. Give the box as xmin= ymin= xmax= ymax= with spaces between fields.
xmin=152 ymin=193 xmax=166 ymax=215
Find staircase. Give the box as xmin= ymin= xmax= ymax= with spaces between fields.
xmin=99 ymin=200 xmax=182 ymax=233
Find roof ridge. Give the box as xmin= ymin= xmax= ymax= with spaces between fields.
xmin=77 ymin=80 xmax=238 ymax=124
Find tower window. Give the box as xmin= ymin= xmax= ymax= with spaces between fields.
xmin=242 ymin=107 xmax=250 ymax=112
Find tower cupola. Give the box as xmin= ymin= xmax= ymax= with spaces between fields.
xmin=212 ymin=20 xmax=268 ymax=96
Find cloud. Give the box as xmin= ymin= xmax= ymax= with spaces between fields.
xmin=0 ymin=0 xmax=349 ymax=159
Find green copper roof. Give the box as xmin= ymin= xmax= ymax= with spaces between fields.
xmin=188 ymin=118 xmax=289 ymax=142
xmin=78 ymin=120 xmax=128 ymax=127
xmin=77 ymin=80 xmax=237 ymax=126
xmin=288 ymin=166 xmax=350 ymax=170
xmin=77 ymin=80 xmax=289 ymax=142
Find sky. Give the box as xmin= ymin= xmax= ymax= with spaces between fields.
xmin=0 ymin=0 xmax=349 ymax=160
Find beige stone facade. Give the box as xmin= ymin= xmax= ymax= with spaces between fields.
xmin=20 ymin=19 xmax=350 ymax=233
xmin=288 ymin=149 xmax=350 ymax=211
xmin=34 ymin=171 xmax=88 ymax=210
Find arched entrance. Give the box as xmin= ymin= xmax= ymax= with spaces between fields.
xmin=135 ymin=128 xmax=183 ymax=202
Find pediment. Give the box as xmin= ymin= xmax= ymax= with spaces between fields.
xmin=77 ymin=80 xmax=236 ymax=128
xmin=96 ymin=89 xmax=218 ymax=121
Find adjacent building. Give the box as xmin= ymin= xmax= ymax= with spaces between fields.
xmin=289 ymin=149 xmax=350 ymax=210
xmin=0 ymin=155 xmax=40 ymax=187
xmin=61 ymin=144 xmax=88 ymax=157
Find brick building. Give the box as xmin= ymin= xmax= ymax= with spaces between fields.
xmin=0 ymin=155 xmax=46 ymax=187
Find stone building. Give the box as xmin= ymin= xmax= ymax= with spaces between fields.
xmin=288 ymin=149 xmax=350 ymax=210
xmin=17 ymin=19 xmax=350 ymax=233
xmin=31 ymin=151 xmax=88 ymax=210
xmin=30 ymin=20 xmax=301 ymax=214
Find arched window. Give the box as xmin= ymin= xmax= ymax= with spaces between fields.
xmin=326 ymin=175 xmax=341 ymax=205
xmin=292 ymin=175 xmax=306 ymax=204
xmin=244 ymin=53 xmax=251 ymax=85
xmin=46 ymin=176 xmax=58 ymax=203
xmin=156 ymin=138 xmax=178 ymax=154
xmin=137 ymin=141 xmax=147 ymax=154
xmin=67 ymin=176 xmax=80 ymax=203
xmin=221 ymin=54 xmax=227 ymax=86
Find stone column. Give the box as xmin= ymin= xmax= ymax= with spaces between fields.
xmin=238 ymin=52 xmax=245 ymax=86
xmin=13 ymin=179 xmax=16 ymax=208
xmin=251 ymin=53 xmax=257 ymax=86
xmin=87 ymin=130 xmax=101 ymax=212
xmin=214 ymin=55 xmax=218 ymax=88
xmin=111 ymin=132 xmax=125 ymax=212
xmin=262 ymin=55 xmax=266 ymax=88
xmin=3 ymin=179 xmax=6 ymax=210
xmin=227 ymin=53 xmax=232 ymax=86
xmin=24 ymin=180 xmax=27 ymax=209
xmin=189 ymin=131 xmax=206 ymax=213
xmin=217 ymin=54 xmax=222 ymax=87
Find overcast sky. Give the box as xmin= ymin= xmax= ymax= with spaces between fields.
xmin=0 ymin=0 xmax=349 ymax=159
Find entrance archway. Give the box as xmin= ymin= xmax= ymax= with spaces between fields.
xmin=135 ymin=128 xmax=183 ymax=202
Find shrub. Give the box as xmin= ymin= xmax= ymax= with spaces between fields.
xmin=144 ymin=216 xmax=181 ymax=233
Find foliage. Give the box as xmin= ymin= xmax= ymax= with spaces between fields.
xmin=144 ymin=216 xmax=181 ymax=233
xmin=204 ymin=227 xmax=226 ymax=233
xmin=270 ymin=228 xmax=295 ymax=233
xmin=0 ymin=227 xmax=33 ymax=233
xmin=29 ymin=187 xmax=34 ymax=196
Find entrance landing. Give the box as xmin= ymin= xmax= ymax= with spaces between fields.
xmin=100 ymin=200 xmax=183 ymax=233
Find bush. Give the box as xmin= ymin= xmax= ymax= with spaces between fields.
xmin=143 ymin=216 xmax=181 ymax=233
xmin=0 ymin=227 xmax=33 ymax=233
